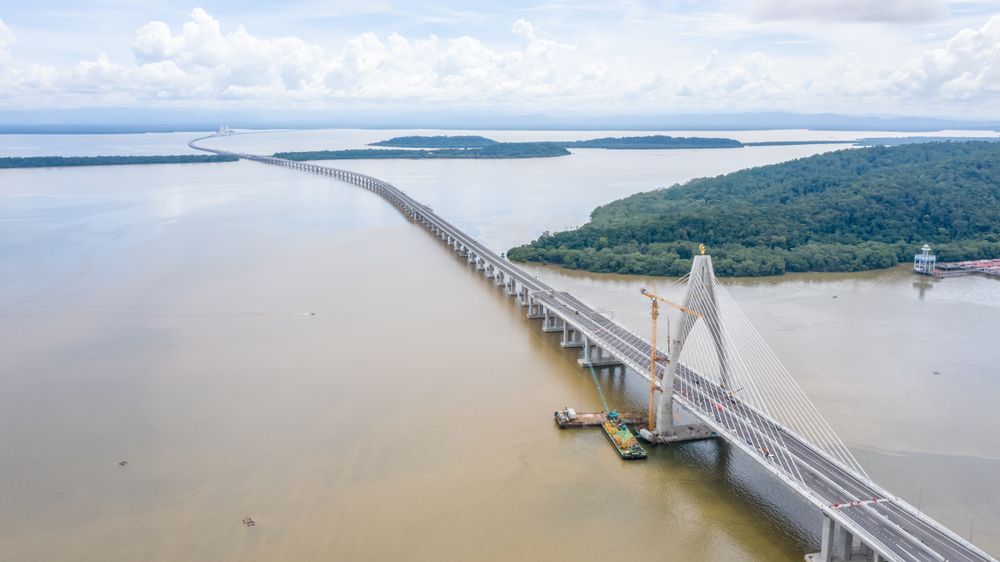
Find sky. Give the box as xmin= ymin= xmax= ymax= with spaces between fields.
xmin=0 ymin=0 xmax=999 ymax=119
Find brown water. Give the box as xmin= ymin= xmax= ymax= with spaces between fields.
xmin=1 ymin=131 xmax=998 ymax=560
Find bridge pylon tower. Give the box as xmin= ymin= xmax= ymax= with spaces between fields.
xmin=654 ymin=254 xmax=726 ymax=442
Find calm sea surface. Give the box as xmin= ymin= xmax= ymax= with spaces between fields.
xmin=1 ymin=129 xmax=997 ymax=561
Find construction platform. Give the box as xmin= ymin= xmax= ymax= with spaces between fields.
xmin=553 ymin=409 xmax=645 ymax=429
xmin=920 ymin=258 xmax=1000 ymax=278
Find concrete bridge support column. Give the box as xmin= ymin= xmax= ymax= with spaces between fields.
xmin=806 ymin=517 xmax=880 ymax=562
xmin=839 ymin=528 xmax=854 ymax=560
xmin=578 ymin=340 xmax=623 ymax=369
xmin=495 ymin=271 xmax=505 ymax=287
xmin=858 ymin=544 xmax=875 ymax=560
xmin=526 ymin=298 xmax=544 ymax=319
xmin=580 ymin=339 xmax=594 ymax=365
xmin=542 ymin=312 xmax=564 ymax=333
xmin=819 ymin=515 xmax=836 ymax=562
xmin=506 ymin=278 xmax=518 ymax=296
xmin=519 ymin=287 xmax=530 ymax=307
xmin=561 ymin=325 xmax=584 ymax=348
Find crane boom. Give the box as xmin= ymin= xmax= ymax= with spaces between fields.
xmin=640 ymin=288 xmax=702 ymax=319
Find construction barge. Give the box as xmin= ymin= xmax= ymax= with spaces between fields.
xmin=554 ymin=409 xmax=647 ymax=460
xmin=553 ymin=408 xmax=645 ymax=429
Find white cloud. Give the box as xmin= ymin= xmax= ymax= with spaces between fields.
xmin=47 ymin=8 xmax=585 ymax=107
xmin=0 ymin=7 xmax=998 ymax=117
xmin=889 ymin=15 xmax=1000 ymax=99
xmin=512 ymin=19 xmax=535 ymax=40
xmin=0 ymin=19 xmax=15 ymax=61
xmin=676 ymin=51 xmax=787 ymax=100
xmin=751 ymin=0 xmax=949 ymax=23
xmin=0 ymin=19 xmax=58 ymax=101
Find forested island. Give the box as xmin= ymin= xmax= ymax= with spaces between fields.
xmin=0 ymin=154 xmax=238 ymax=169
xmin=369 ymin=135 xmax=498 ymax=148
xmin=856 ymin=136 xmax=1000 ymax=146
xmin=281 ymin=134 xmax=864 ymax=161
xmin=274 ymin=143 xmax=570 ymax=160
xmin=562 ymin=135 xmax=742 ymax=149
xmin=744 ymin=140 xmax=856 ymax=146
xmin=507 ymin=142 xmax=1000 ymax=277
xmin=369 ymin=134 xmax=743 ymax=150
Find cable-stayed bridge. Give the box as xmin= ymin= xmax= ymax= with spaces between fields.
xmin=190 ymin=136 xmax=996 ymax=562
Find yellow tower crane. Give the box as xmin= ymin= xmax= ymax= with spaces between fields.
xmin=639 ymin=286 xmax=702 ymax=433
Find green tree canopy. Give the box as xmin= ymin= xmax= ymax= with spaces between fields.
xmin=508 ymin=142 xmax=1000 ymax=276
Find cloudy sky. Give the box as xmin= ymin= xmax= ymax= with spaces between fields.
xmin=1 ymin=0 xmax=998 ymax=118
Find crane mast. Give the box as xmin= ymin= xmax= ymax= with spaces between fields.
xmin=639 ymin=287 xmax=702 ymax=433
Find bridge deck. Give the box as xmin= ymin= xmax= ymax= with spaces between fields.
xmin=189 ymin=137 xmax=996 ymax=562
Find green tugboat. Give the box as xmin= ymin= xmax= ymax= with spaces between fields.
xmin=601 ymin=410 xmax=647 ymax=460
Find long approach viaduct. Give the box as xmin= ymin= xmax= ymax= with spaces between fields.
xmin=190 ymin=135 xmax=997 ymax=562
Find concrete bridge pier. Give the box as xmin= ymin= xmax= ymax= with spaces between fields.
xmin=494 ymin=271 xmax=506 ymax=287
xmin=541 ymin=309 xmax=564 ymax=332
xmin=806 ymin=515 xmax=885 ymax=562
xmin=519 ymin=287 xmax=530 ymax=307
xmin=526 ymin=298 xmax=545 ymax=319
xmin=578 ymin=339 xmax=624 ymax=369
xmin=506 ymin=278 xmax=518 ymax=296
xmin=560 ymin=324 xmax=584 ymax=348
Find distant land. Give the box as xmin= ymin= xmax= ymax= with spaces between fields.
xmin=370 ymin=134 xmax=745 ymax=150
xmin=1 ymin=109 xmax=997 ymax=133
xmin=507 ymin=142 xmax=1000 ymax=277
xmin=856 ymin=136 xmax=1000 ymax=146
xmin=266 ymin=135 xmax=1000 ymax=162
xmin=562 ymin=135 xmax=742 ymax=149
xmin=274 ymin=143 xmax=570 ymax=160
xmin=0 ymin=154 xmax=238 ymax=169
xmin=370 ymin=135 xmax=498 ymax=148
xmin=744 ymin=140 xmax=856 ymax=146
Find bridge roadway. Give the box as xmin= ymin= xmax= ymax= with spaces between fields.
xmin=539 ymin=292 xmax=989 ymax=562
xmin=190 ymin=137 xmax=995 ymax=562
